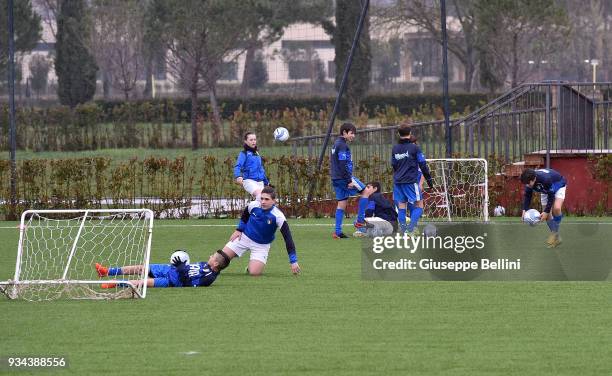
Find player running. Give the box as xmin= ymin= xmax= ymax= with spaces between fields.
xmin=520 ymin=168 xmax=567 ymax=248
xmin=330 ymin=122 xmax=370 ymax=239
xmin=221 ymin=186 xmax=301 ymax=276
xmin=391 ymin=124 xmax=433 ymax=235
xmin=234 ymin=131 xmax=270 ymax=201
xmin=95 ymin=250 xmax=230 ymax=288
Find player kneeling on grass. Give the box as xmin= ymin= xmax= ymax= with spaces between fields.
xmin=353 ymin=182 xmax=398 ymax=238
xmin=95 ymin=250 xmax=230 ymax=288
xmin=222 ymin=186 xmax=301 ymax=276
xmin=520 ymin=168 xmax=566 ymax=248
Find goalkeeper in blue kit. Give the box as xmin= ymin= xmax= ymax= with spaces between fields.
xmin=95 ymin=250 xmax=231 ymax=288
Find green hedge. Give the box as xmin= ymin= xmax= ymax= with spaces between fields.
xmin=0 ymin=154 xmax=526 ymax=220
xmin=93 ymin=93 xmax=487 ymax=122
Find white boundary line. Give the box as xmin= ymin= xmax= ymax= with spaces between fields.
xmin=0 ymin=221 xmax=611 ymax=229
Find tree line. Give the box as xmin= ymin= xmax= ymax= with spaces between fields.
xmin=1 ymin=0 xmax=610 ymax=149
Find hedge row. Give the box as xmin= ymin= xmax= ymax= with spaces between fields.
xmin=0 ymin=154 xmax=513 ymax=220
xmin=0 ymin=155 xmax=431 ymax=219
xmin=91 ymin=92 xmax=489 ymax=122
xmin=0 ymin=99 xmax=472 ymax=151
xmin=0 ymin=156 xmax=337 ymax=220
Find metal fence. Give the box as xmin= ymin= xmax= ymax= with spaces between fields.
xmin=289 ymin=82 xmax=612 ymax=167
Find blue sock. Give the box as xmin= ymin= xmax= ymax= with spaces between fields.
xmin=335 ymin=208 xmax=344 ymax=235
xmin=553 ymin=214 xmax=563 ymax=232
xmin=398 ymin=208 xmax=407 ymax=232
xmin=108 ymin=267 xmax=122 ymax=276
xmin=357 ymin=197 xmax=368 ymax=223
xmin=408 ymin=207 xmax=423 ymax=232
xmin=546 ymin=219 xmax=555 ymax=232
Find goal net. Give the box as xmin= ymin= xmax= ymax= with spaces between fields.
xmin=0 ymin=209 xmax=153 ymax=301
xmin=423 ymin=158 xmax=488 ymax=222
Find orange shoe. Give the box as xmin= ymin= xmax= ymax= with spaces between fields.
xmin=95 ymin=263 xmax=109 ymax=277
xmin=332 ymin=232 xmax=349 ymax=239
xmin=100 ymin=282 xmax=117 ymax=289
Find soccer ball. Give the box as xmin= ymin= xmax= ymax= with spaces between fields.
xmin=423 ymin=223 xmax=437 ymax=237
xmin=273 ymin=127 xmax=290 ymax=142
xmin=523 ymin=209 xmax=541 ymax=226
xmin=170 ymin=250 xmax=190 ymax=265
xmin=493 ymin=205 xmax=506 ymax=217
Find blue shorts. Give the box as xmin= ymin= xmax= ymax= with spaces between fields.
xmin=148 ymin=264 xmax=180 ymax=288
xmin=332 ymin=177 xmax=365 ymax=201
xmin=393 ymin=182 xmax=422 ymax=204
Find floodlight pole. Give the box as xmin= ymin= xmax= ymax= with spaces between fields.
xmin=307 ymin=0 xmax=370 ymax=202
xmin=7 ymin=0 xmax=17 ymax=214
xmin=440 ymin=0 xmax=452 ymax=157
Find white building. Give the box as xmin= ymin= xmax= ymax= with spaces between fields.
xmin=21 ymin=3 xmax=466 ymax=97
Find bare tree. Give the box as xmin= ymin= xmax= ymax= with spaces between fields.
xmin=90 ymin=0 xmax=144 ymax=100
xmin=34 ymin=0 xmax=60 ymax=40
xmin=557 ymin=0 xmax=611 ymax=81
xmin=476 ymin=0 xmax=570 ymax=88
xmin=154 ymin=0 xmax=256 ymax=149
xmin=237 ymin=0 xmax=332 ymax=99
xmin=373 ymin=0 xmax=480 ymax=92
xmin=29 ymin=54 xmax=51 ymax=98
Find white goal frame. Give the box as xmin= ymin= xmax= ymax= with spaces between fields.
xmin=425 ymin=158 xmax=489 ymax=222
xmin=0 ymin=209 xmax=154 ymax=300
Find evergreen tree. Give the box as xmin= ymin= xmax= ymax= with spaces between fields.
xmin=55 ymin=0 xmax=98 ymax=107
xmin=0 ymin=0 xmax=41 ymax=75
xmin=29 ymin=55 xmax=51 ymax=97
xmin=324 ymin=0 xmax=371 ymax=118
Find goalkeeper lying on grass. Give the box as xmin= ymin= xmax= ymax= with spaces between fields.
xmin=94 ymin=250 xmax=231 ymax=288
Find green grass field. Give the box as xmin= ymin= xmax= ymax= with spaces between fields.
xmin=1 ymin=218 xmax=612 ymax=375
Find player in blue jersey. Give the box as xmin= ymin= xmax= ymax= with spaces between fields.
xmin=520 ymin=168 xmax=567 ymax=248
xmin=94 ymin=250 xmax=230 ymax=288
xmin=234 ymin=132 xmax=270 ymax=201
xmin=330 ymin=122 xmax=370 ymax=239
xmin=220 ymin=186 xmax=301 ymax=276
xmin=353 ymin=181 xmax=399 ymax=238
xmin=391 ymin=125 xmax=434 ymax=235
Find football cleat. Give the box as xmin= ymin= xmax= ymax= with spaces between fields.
xmin=100 ymin=283 xmax=116 ymax=289
xmin=404 ymin=230 xmax=417 ymax=238
xmin=546 ymin=233 xmax=562 ymax=248
xmin=332 ymin=232 xmax=349 ymax=239
xmin=354 ymin=220 xmax=374 ymax=229
xmin=353 ymin=230 xmax=367 ymax=238
xmin=95 ymin=263 xmax=109 ymax=277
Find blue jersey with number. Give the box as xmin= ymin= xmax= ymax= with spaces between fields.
xmin=175 ymin=262 xmax=219 ymax=287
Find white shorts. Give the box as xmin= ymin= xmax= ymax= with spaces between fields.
xmin=225 ymin=233 xmax=270 ymax=264
xmin=541 ymin=186 xmax=566 ymax=209
xmin=242 ymin=179 xmax=264 ymax=195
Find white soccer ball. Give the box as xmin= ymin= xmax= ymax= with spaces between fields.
xmin=273 ymin=127 xmax=290 ymax=142
xmin=170 ymin=250 xmax=190 ymax=265
xmin=524 ymin=209 xmax=541 ymax=226
xmin=493 ymin=205 xmax=506 ymax=217
xmin=423 ymin=223 xmax=437 ymax=237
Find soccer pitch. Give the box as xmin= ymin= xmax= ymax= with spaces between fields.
xmin=1 ymin=218 xmax=611 ymax=375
